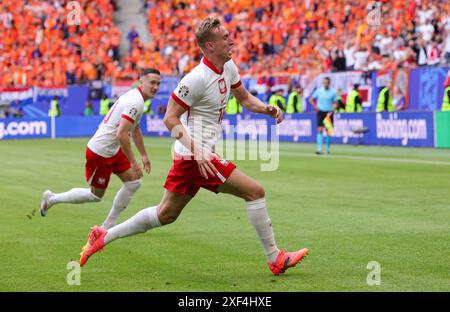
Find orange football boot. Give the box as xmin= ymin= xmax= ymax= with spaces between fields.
xmin=267 ymin=248 xmax=309 ymax=275
xmin=79 ymin=226 xmax=107 ymax=267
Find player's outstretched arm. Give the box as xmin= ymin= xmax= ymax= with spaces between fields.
xmin=132 ymin=126 xmax=151 ymax=174
xmin=232 ymin=84 xmax=283 ymax=124
xmin=117 ymin=118 xmax=143 ymax=178
xmin=163 ymin=97 xmax=193 ymax=150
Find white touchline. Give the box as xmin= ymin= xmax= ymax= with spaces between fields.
xmin=279 ymin=151 xmax=450 ymax=166
xmin=143 ymin=140 xmax=450 ymax=166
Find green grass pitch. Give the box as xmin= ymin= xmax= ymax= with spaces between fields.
xmin=0 ymin=137 xmax=449 ymax=291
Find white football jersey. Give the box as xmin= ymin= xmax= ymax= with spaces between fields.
xmin=171 ymin=58 xmax=241 ymax=155
xmin=87 ymin=88 xmax=144 ymax=157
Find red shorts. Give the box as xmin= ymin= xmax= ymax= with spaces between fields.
xmin=85 ymin=147 xmax=131 ymax=189
xmin=164 ymin=154 xmax=236 ymax=197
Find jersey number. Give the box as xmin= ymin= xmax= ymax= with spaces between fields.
xmin=103 ymin=101 xmax=118 ymax=124
xmin=218 ymin=108 xmax=224 ymax=122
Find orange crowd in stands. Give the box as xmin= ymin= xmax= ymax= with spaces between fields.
xmin=0 ymin=0 xmax=120 ymax=87
xmin=133 ymin=0 xmax=449 ymax=77
xmin=1 ymin=0 xmax=449 ymax=87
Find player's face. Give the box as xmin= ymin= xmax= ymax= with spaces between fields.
xmin=141 ymin=74 xmax=161 ymax=98
xmin=211 ymin=26 xmax=234 ymax=61
xmin=323 ymin=79 xmax=330 ymax=89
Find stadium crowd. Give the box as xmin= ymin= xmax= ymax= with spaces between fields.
xmin=0 ymin=0 xmax=120 ymax=87
xmin=132 ymin=0 xmax=450 ymax=77
xmin=1 ymin=0 xmax=449 ymax=87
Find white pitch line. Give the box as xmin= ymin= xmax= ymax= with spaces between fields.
xmin=143 ymin=139 xmax=450 ymax=166
xmin=279 ymin=150 xmax=450 ymax=166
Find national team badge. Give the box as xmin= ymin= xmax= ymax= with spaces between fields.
xmin=129 ymin=107 xmax=138 ymax=118
xmin=218 ymin=78 xmax=227 ymax=94
xmin=98 ymin=177 xmax=106 ymax=185
xmin=178 ymin=85 xmax=189 ymax=98
xmin=219 ymin=159 xmax=229 ymax=166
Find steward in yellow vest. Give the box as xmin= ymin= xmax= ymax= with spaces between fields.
xmin=346 ymin=84 xmax=362 ymax=112
xmin=99 ymin=95 xmax=111 ymax=116
xmin=442 ymin=85 xmax=450 ymax=111
xmin=48 ymin=96 xmax=60 ymax=117
xmin=376 ymin=86 xmax=394 ymax=112
xmin=286 ymin=87 xmax=302 ymax=113
xmin=268 ymin=89 xmax=286 ymax=112
xmin=226 ymin=95 xmax=242 ymax=114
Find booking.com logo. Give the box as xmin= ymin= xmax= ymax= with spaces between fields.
xmin=0 ymin=121 xmax=48 ymax=140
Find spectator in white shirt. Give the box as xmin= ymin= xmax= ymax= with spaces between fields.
xmin=416 ymin=19 xmax=435 ymax=43
xmin=354 ymin=46 xmax=369 ymax=70
xmin=417 ymin=3 xmax=434 ymax=25
xmin=344 ymin=41 xmax=356 ymax=71
xmin=379 ymin=34 xmax=393 ymax=57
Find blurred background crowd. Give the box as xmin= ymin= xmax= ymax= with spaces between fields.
xmin=1 ymin=0 xmax=449 ymax=87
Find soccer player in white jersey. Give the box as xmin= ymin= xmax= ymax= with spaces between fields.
xmin=79 ymin=18 xmax=308 ymax=276
xmin=39 ymin=69 xmax=161 ymax=230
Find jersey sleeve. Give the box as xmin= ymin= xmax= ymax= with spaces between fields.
xmin=121 ymin=100 xmax=142 ymax=124
xmin=229 ymin=60 xmax=242 ymax=89
xmin=171 ymin=72 xmax=204 ymax=110
xmin=311 ymin=89 xmax=318 ymax=100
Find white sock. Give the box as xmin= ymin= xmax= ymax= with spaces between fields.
xmin=49 ymin=188 xmax=101 ymax=207
xmin=246 ymin=198 xmax=279 ymax=264
xmin=102 ymin=179 xmax=142 ymax=229
xmin=104 ymin=206 xmax=161 ymax=244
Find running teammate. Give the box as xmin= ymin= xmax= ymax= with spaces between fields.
xmin=39 ymin=69 xmax=161 ymax=230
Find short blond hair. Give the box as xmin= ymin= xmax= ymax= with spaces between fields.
xmin=195 ymin=17 xmax=222 ymax=49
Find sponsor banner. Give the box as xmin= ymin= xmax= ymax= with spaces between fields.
xmin=408 ymin=66 xmax=449 ymax=111
xmin=55 ymin=116 xmax=102 ymax=138
xmin=0 ymin=112 xmax=436 ymax=148
xmin=34 ymin=86 xmax=68 ymax=98
xmin=375 ymin=112 xmax=434 ymax=147
xmin=141 ymin=114 xmax=171 ymax=137
xmin=34 ymin=86 xmax=69 ymax=115
xmin=0 ymin=118 xmax=50 ymax=140
xmin=276 ymin=113 xmax=315 ymax=143
xmin=275 ymin=113 xmax=374 ymax=145
xmin=332 ymin=113 xmax=375 ymax=145
xmin=273 ymin=112 xmax=434 ymax=147
xmin=235 ymin=114 xmax=271 ymax=140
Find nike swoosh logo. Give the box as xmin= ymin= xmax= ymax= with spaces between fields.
xmin=283 ymin=257 xmax=291 ymax=269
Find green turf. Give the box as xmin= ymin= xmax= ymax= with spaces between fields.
xmin=0 ymin=137 xmax=449 ymax=291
